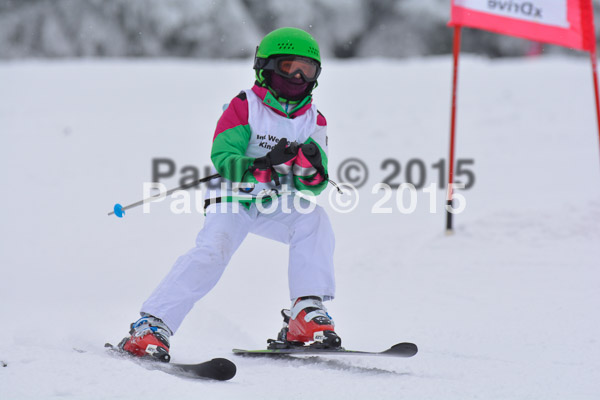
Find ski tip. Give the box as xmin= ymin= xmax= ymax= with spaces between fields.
xmin=385 ymin=342 xmax=418 ymax=357
xmin=208 ymin=358 xmax=237 ymax=381
xmin=113 ymin=204 xmax=125 ymax=218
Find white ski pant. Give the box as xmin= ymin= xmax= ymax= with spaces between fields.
xmin=141 ymin=199 xmax=335 ymax=333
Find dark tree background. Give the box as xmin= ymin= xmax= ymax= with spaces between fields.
xmin=1 ymin=0 xmax=598 ymax=59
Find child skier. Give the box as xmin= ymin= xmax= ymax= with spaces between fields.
xmin=118 ymin=27 xmax=340 ymax=361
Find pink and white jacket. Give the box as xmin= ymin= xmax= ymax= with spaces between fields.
xmin=208 ymin=84 xmax=328 ymax=204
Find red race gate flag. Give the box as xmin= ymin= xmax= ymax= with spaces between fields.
xmin=444 ymin=0 xmax=599 ymax=233
xmin=450 ymin=0 xmax=595 ymax=50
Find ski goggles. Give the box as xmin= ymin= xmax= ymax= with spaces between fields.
xmin=255 ymin=56 xmax=321 ymax=82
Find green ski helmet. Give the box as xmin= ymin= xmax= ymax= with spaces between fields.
xmin=253 ymin=27 xmax=321 ymax=98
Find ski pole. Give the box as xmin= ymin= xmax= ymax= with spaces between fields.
xmin=108 ymin=173 xmax=221 ymax=218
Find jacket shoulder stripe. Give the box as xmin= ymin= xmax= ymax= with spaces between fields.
xmin=236 ymin=91 xmax=247 ymax=101
xmin=317 ymin=110 xmax=327 ymax=126
xmin=214 ymin=93 xmax=249 ymax=140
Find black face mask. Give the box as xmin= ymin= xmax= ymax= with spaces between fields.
xmin=269 ymin=72 xmax=310 ymax=101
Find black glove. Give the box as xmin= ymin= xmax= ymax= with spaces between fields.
xmin=252 ymin=138 xmax=299 ymax=170
xmin=300 ymin=142 xmax=326 ymax=178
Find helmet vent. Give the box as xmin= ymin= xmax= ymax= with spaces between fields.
xmin=278 ymin=42 xmax=295 ymax=50
xmin=308 ymin=47 xmax=319 ymax=56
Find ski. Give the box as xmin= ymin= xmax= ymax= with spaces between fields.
xmin=105 ymin=343 xmax=236 ymax=381
xmin=232 ymin=342 xmax=418 ymax=358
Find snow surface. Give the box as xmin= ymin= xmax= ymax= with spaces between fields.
xmin=0 ymin=56 xmax=599 ymax=399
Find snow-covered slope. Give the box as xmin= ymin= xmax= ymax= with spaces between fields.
xmin=0 ymin=56 xmax=599 ymax=399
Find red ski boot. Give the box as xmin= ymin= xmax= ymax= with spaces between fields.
xmin=118 ymin=315 xmax=172 ymax=362
xmin=283 ymin=296 xmax=341 ymax=348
